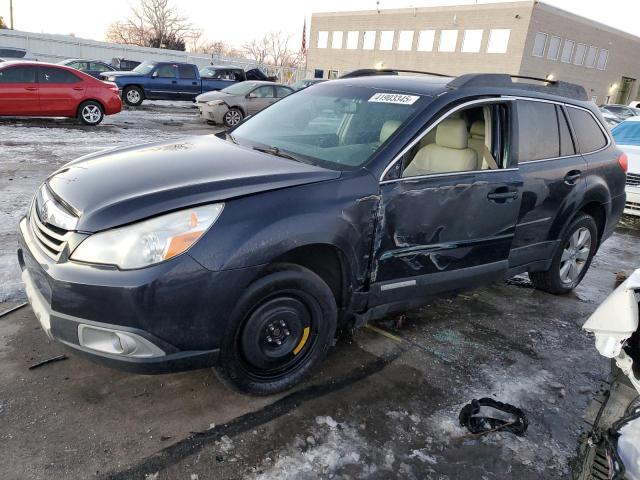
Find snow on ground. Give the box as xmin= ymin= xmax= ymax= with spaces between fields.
xmin=0 ymin=106 xmax=219 ymax=302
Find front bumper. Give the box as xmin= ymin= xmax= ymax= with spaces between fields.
xmin=197 ymin=103 xmax=228 ymax=123
xmin=18 ymin=216 xmax=261 ymax=374
xmin=625 ymin=186 xmax=640 ymax=217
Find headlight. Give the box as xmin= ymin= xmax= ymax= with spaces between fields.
xmin=107 ymin=76 xmax=116 ymax=82
xmin=207 ymin=100 xmax=224 ymax=106
xmin=70 ymin=204 xmax=224 ymax=269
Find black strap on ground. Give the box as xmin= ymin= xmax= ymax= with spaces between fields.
xmin=459 ymin=397 xmax=528 ymax=436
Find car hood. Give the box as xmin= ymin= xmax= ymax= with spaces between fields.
xmin=46 ymin=135 xmax=340 ymax=232
xmin=196 ymin=90 xmax=230 ymax=103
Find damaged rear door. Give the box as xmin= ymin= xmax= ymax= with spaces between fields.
xmin=370 ymin=99 xmax=522 ymax=306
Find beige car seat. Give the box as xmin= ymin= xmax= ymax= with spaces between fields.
xmin=403 ymin=118 xmax=477 ymax=177
xmin=379 ymin=120 xmax=401 ymax=144
xmin=467 ymin=121 xmax=486 ymax=169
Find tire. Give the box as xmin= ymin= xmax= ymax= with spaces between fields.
xmin=223 ymin=107 xmax=243 ymax=127
xmin=215 ymin=263 xmax=337 ymax=395
xmin=123 ymin=86 xmax=144 ymax=106
xmin=529 ymin=213 xmax=598 ymax=294
xmin=77 ymin=101 xmax=104 ymax=126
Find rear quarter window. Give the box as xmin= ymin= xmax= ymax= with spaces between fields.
xmin=567 ymin=107 xmax=608 ymax=153
xmin=516 ymin=100 xmax=561 ymax=161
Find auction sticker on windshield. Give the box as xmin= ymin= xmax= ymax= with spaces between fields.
xmin=369 ymin=93 xmax=420 ymax=105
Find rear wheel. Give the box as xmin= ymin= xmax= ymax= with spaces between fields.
xmin=77 ymin=101 xmax=104 ymax=126
xmin=529 ymin=213 xmax=598 ymax=294
xmin=123 ymin=86 xmax=144 ymax=106
xmin=223 ymin=107 xmax=243 ymax=127
xmin=215 ymin=263 xmax=337 ymax=395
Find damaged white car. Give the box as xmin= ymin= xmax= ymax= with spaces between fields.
xmin=583 ymin=270 xmax=640 ymax=479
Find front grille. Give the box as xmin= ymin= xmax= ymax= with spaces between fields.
xmin=29 ymin=203 xmax=72 ymax=260
xmin=590 ymin=444 xmax=611 ymax=480
xmin=627 ymin=173 xmax=640 ymax=187
xmin=626 ymin=201 xmax=640 ymax=211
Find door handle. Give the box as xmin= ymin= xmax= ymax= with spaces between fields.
xmin=171 ymin=80 xmax=177 ymax=84
xmin=487 ymin=186 xmax=519 ymax=202
xmin=72 ymin=86 xmax=84 ymax=91
xmin=564 ymin=170 xmax=582 ymax=185
xmin=24 ymin=87 xmax=37 ymax=91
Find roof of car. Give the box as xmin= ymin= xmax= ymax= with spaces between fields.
xmin=319 ymin=72 xmax=590 ymax=103
xmin=620 ymin=116 xmax=640 ymax=122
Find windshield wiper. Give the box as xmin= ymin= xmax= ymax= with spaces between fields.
xmin=252 ymin=145 xmax=302 ymax=162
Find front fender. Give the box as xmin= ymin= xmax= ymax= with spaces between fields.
xmin=188 ymin=172 xmax=380 ymax=287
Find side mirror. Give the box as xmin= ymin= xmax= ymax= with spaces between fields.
xmin=246 ymin=92 xmax=256 ymax=98
xmin=151 ymin=71 xmax=159 ymax=78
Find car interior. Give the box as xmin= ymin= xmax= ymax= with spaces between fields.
xmin=402 ymin=105 xmax=502 ymax=177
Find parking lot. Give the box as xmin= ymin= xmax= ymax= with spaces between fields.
xmin=1 ymin=103 xmax=639 ymax=479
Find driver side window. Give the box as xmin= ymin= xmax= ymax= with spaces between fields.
xmin=155 ymin=65 xmax=177 ymax=78
xmin=402 ymin=103 xmax=507 ymax=178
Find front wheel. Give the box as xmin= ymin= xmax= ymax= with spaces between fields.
xmin=529 ymin=213 xmax=598 ymax=294
xmin=223 ymin=107 xmax=243 ymax=127
xmin=77 ymin=101 xmax=104 ymax=126
xmin=215 ymin=264 xmax=337 ymax=395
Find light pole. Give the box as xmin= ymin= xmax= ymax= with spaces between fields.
xmin=9 ymin=0 xmax=14 ymax=29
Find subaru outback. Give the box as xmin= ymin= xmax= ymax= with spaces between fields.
xmin=18 ymin=72 xmax=627 ymax=394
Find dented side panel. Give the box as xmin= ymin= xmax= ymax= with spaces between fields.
xmin=371 ymin=170 xmax=523 ymax=300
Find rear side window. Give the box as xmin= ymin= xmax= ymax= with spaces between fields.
xmin=178 ymin=65 xmax=196 ymax=79
xmin=557 ymin=105 xmax=576 ymax=156
xmin=0 ymin=66 xmax=36 ymax=83
xmin=516 ymin=100 xmax=560 ymax=161
xmin=567 ymin=107 xmax=608 ymax=153
xmin=90 ymin=62 xmax=111 ymax=73
xmin=39 ymin=67 xmax=81 ymax=83
xmin=275 ymin=86 xmax=292 ymax=98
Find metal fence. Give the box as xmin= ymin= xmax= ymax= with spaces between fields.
xmin=0 ymin=28 xmax=304 ymax=83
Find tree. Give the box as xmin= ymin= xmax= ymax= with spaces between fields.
xmin=266 ymin=31 xmax=294 ymax=67
xmin=0 ymin=16 xmax=7 ymax=29
xmin=105 ymin=0 xmax=194 ymax=51
xmin=243 ymin=36 xmax=270 ymax=65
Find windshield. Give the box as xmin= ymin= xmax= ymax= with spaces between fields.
xmin=231 ymin=84 xmax=425 ymax=170
xmin=613 ymin=122 xmax=640 ymax=146
xmin=222 ymin=82 xmax=257 ymax=95
xmin=132 ymin=62 xmax=156 ymax=75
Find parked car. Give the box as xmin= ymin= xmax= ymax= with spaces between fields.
xmin=58 ymin=59 xmax=116 ymax=79
xmin=0 ymin=61 xmax=121 ymax=125
xmin=612 ymin=118 xmax=640 ymax=216
xmin=0 ymin=47 xmax=35 ymax=60
xmin=582 ymin=269 xmax=640 ymax=480
xmin=199 ymin=65 xmax=277 ymax=91
xmin=602 ymin=104 xmax=640 ymax=121
xmin=102 ymin=61 xmax=274 ymax=106
xmin=110 ymin=58 xmax=141 ymax=71
xmin=195 ymin=81 xmax=294 ymax=127
xmin=18 ymin=73 xmax=626 ymax=394
xmin=601 ymin=107 xmax=623 ymax=128
xmin=291 ymin=78 xmax=327 ymax=91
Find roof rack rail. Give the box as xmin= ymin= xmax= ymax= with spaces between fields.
xmin=340 ymin=68 xmax=451 ymax=79
xmin=447 ymin=73 xmax=588 ymax=101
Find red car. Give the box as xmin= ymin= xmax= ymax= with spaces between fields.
xmin=0 ymin=61 xmax=121 ymax=125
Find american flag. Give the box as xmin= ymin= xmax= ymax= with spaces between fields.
xmin=301 ymin=18 xmax=307 ymax=53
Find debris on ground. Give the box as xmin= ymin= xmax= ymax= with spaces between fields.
xmin=28 ymin=354 xmax=68 ymax=370
xmin=458 ymin=398 xmax=528 ymax=437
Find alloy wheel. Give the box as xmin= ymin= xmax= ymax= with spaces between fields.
xmin=559 ymin=227 xmax=591 ymax=284
xmin=81 ymin=105 xmax=102 ymax=124
xmin=126 ymin=90 xmax=141 ymax=104
xmin=224 ymin=110 xmax=242 ymax=126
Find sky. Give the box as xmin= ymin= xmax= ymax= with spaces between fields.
xmin=1 ymin=0 xmax=639 ymax=50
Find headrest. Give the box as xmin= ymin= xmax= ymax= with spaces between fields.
xmin=380 ymin=120 xmax=401 ymax=143
xmin=470 ymin=121 xmax=485 ymax=138
xmin=435 ymin=118 xmax=469 ymax=149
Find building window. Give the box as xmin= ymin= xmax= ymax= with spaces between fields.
xmin=486 ymin=29 xmax=510 ymax=54
xmin=317 ymin=31 xmax=328 ymax=49
xmin=398 ymin=30 xmax=414 ymax=51
xmin=363 ymin=31 xmax=375 ymax=50
xmin=439 ymin=30 xmax=458 ymax=52
xmin=461 ymin=29 xmax=483 ymax=53
xmin=346 ymin=31 xmax=359 ymax=50
xmin=585 ymin=45 xmax=598 ymax=68
xmin=574 ymin=43 xmax=587 ymax=65
xmin=331 ymin=31 xmax=343 ymax=49
xmin=561 ymin=39 xmax=575 ymax=63
xmin=547 ymin=36 xmax=561 ymax=60
xmin=379 ymin=30 xmax=394 ymax=50
xmin=597 ymin=49 xmax=609 ymax=70
xmin=417 ymin=30 xmax=436 ymax=51
xmin=532 ymin=32 xmax=547 ymax=57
